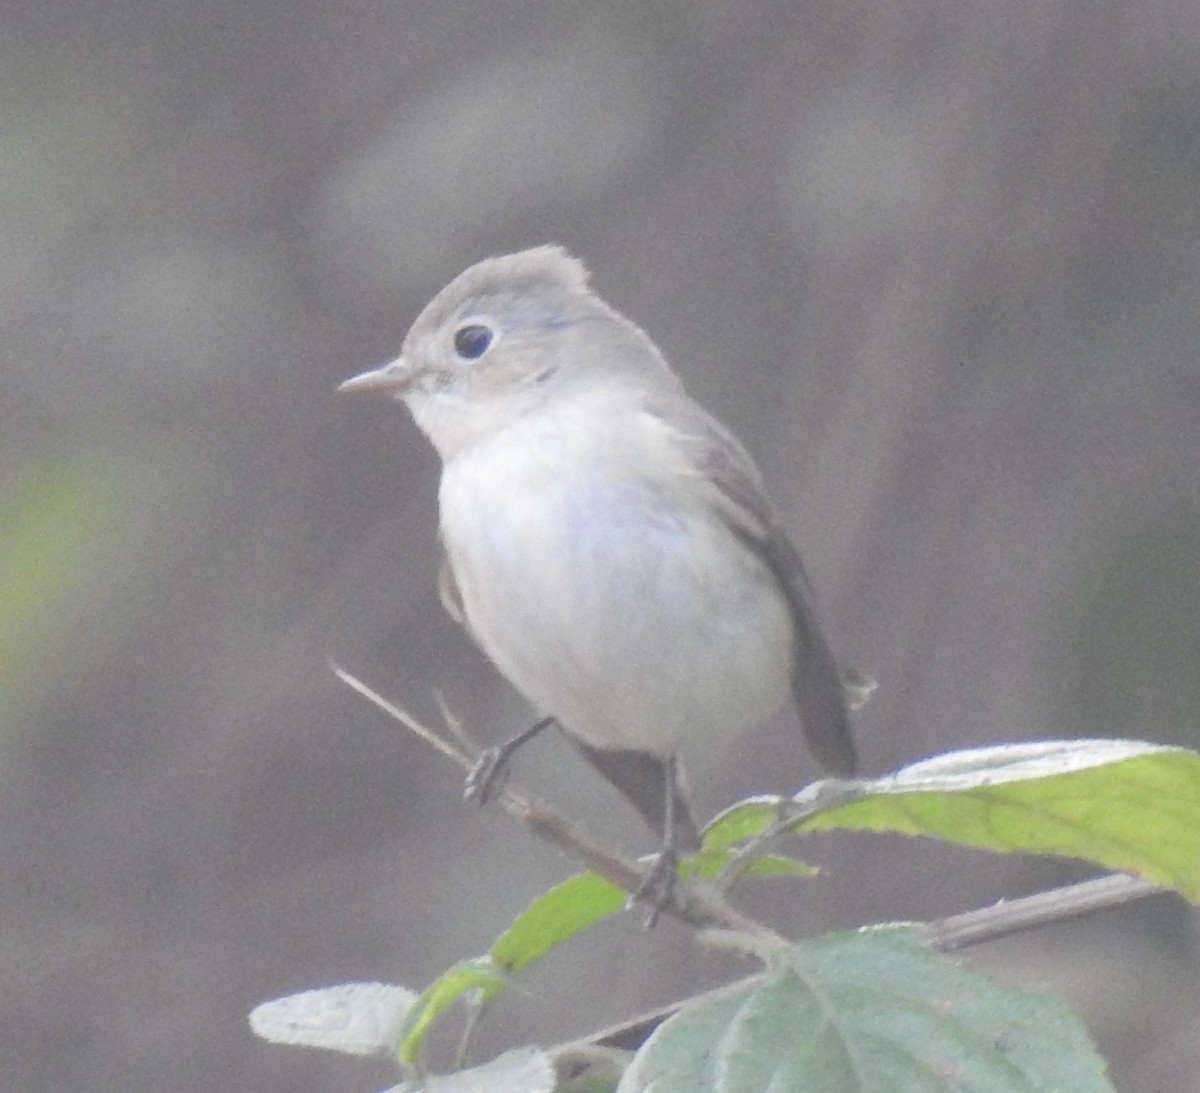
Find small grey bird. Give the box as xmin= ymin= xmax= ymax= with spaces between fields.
xmin=340 ymin=246 xmax=862 ymax=893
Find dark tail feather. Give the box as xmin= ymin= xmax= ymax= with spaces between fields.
xmin=563 ymin=736 xmax=703 ymax=853
xmin=786 ymin=598 xmax=859 ymax=776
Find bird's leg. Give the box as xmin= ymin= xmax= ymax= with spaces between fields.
xmin=464 ymin=715 xmax=557 ymax=804
xmin=632 ymin=753 xmax=687 ymax=928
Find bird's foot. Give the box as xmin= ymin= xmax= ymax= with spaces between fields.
xmin=464 ymin=716 xmax=556 ymax=805
xmin=464 ymin=746 xmax=509 ymax=804
xmin=629 ymin=848 xmax=680 ymax=929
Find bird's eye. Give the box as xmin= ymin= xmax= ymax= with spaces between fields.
xmin=453 ymin=324 xmax=494 ymax=360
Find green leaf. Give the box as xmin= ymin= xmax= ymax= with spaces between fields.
xmin=0 ymin=457 xmax=129 ymax=716
xmin=553 ymin=1047 xmax=630 ymax=1093
xmin=797 ymin=741 xmax=1200 ymax=900
xmin=701 ymin=797 xmax=784 ymax=851
xmin=397 ymin=958 xmax=510 ymax=1067
xmin=490 ymin=850 xmax=815 ymax=976
xmin=681 ymin=849 xmax=817 ymax=882
xmin=491 ymin=872 xmax=628 ymax=974
xmin=619 ymin=928 xmax=1114 ymax=1092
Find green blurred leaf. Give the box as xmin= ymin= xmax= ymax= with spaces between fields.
xmin=682 ymin=848 xmax=816 ymax=882
xmin=397 ymin=958 xmax=509 ymax=1068
xmin=553 ymin=1047 xmax=630 ymax=1093
xmin=702 ymin=796 xmax=787 ymax=851
xmin=798 ymin=741 xmax=1200 ymax=900
xmin=490 ymin=850 xmax=814 ymax=976
xmin=619 ymin=927 xmax=1114 ymax=1092
xmin=491 ymin=872 xmax=628 ymax=974
xmin=0 ymin=458 xmax=127 ymax=708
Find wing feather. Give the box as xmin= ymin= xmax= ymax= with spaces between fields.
xmin=662 ymin=402 xmax=859 ymax=775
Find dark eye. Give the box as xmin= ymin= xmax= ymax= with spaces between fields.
xmin=453 ymin=324 xmax=493 ymax=360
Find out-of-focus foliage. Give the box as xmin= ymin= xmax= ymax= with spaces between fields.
xmin=0 ymin=458 xmax=131 ymax=725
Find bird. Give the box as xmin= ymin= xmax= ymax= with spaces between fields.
xmin=339 ymin=245 xmax=864 ymax=904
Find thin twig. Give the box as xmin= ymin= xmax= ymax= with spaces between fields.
xmin=432 ymin=689 xmax=481 ymax=760
xmin=716 ymin=778 xmax=866 ymax=891
xmin=334 ymin=667 xmax=780 ymax=937
xmin=332 ymin=664 xmax=471 ymax=770
xmin=923 ymin=871 xmax=1162 ymax=951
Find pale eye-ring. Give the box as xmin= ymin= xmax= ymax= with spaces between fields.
xmin=453 ymin=324 xmax=494 ymax=360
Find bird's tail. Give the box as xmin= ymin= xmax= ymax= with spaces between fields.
xmin=563 ymin=736 xmax=703 ymax=853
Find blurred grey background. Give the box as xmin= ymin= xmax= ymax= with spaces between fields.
xmin=4 ymin=2 xmax=1200 ymax=1090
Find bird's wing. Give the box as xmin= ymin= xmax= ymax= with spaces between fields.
xmin=661 ymin=401 xmax=859 ymax=776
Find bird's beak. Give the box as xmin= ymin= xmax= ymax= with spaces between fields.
xmin=337 ymin=357 xmax=423 ymax=396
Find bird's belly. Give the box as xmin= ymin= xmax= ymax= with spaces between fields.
xmin=439 ymin=450 xmax=793 ymax=755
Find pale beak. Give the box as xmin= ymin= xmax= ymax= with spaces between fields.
xmin=337 ymin=357 xmax=423 ymax=396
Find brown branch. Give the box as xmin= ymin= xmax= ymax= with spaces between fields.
xmin=334 ymin=665 xmax=473 ymax=769
xmin=332 ymin=666 xmax=779 ymax=937
xmin=334 ymin=666 xmax=1174 ymax=1052
xmin=922 ymin=870 xmax=1162 ymax=950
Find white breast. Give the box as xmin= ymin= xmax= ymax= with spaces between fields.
xmin=437 ymin=396 xmax=793 ymax=756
